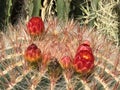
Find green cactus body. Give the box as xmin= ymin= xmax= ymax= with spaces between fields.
xmin=32 ymin=0 xmax=42 ymax=17
xmin=57 ymin=0 xmax=71 ymax=20
xmin=0 ymin=0 xmax=12 ymax=30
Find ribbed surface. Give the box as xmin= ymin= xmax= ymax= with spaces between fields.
xmin=0 ymin=19 xmax=120 ymax=90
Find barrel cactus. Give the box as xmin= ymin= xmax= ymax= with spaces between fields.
xmin=0 ymin=17 xmax=119 ymax=90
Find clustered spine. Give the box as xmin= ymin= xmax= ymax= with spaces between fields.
xmin=25 ymin=17 xmax=94 ymax=73
xmin=24 ymin=17 xmax=95 ymax=89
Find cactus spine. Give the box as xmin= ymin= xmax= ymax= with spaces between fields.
xmin=0 ymin=18 xmax=120 ymax=90
xmin=0 ymin=0 xmax=120 ymax=90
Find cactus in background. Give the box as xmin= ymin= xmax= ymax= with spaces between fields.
xmin=115 ymin=2 xmax=120 ymax=45
xmin=0 ymin=0 xmax=42 ymax=28
xmin=0 ymin=17 xmax=120 ymax=90
xmin=0 ymin=0 xmax=99 ymax=27
xmin=32 ymin=0 xmax=42 ymax=17
xmin=0 ymin=0 xmax=71 ymax=27
xmin=0 ymin=0 xmax=12 ymax=30
xmin=77 ymin=0 xmax=119 ymax=44
xmin=57 ymin=0 xmax=71 ymax=20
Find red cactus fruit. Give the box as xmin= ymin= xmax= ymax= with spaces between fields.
xmin=73 ymin=41 xmax=94 ymax=73
xmin=60 ymin=56 xmax=72 ymax=69
xmin=24 ymin=43 xmax=41 ymax=63
xmin=27 ymin=17 xmax=44 ymax=36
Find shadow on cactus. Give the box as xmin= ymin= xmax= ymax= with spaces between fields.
xmin=0 ymin=17 xmax=120 ymax=90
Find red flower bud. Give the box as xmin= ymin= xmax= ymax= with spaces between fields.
xmin=27 ymin=17 xmax=44 ymax=36
xmin=60 ymin=56 xmax=72 ymax=69
xmin=73 ymin=41 xmax=94 ymax=73
xmin=77 ymin=41 xmax=92 ymax=54
xmin=24 ymin=44 xmax=41 ymax=62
